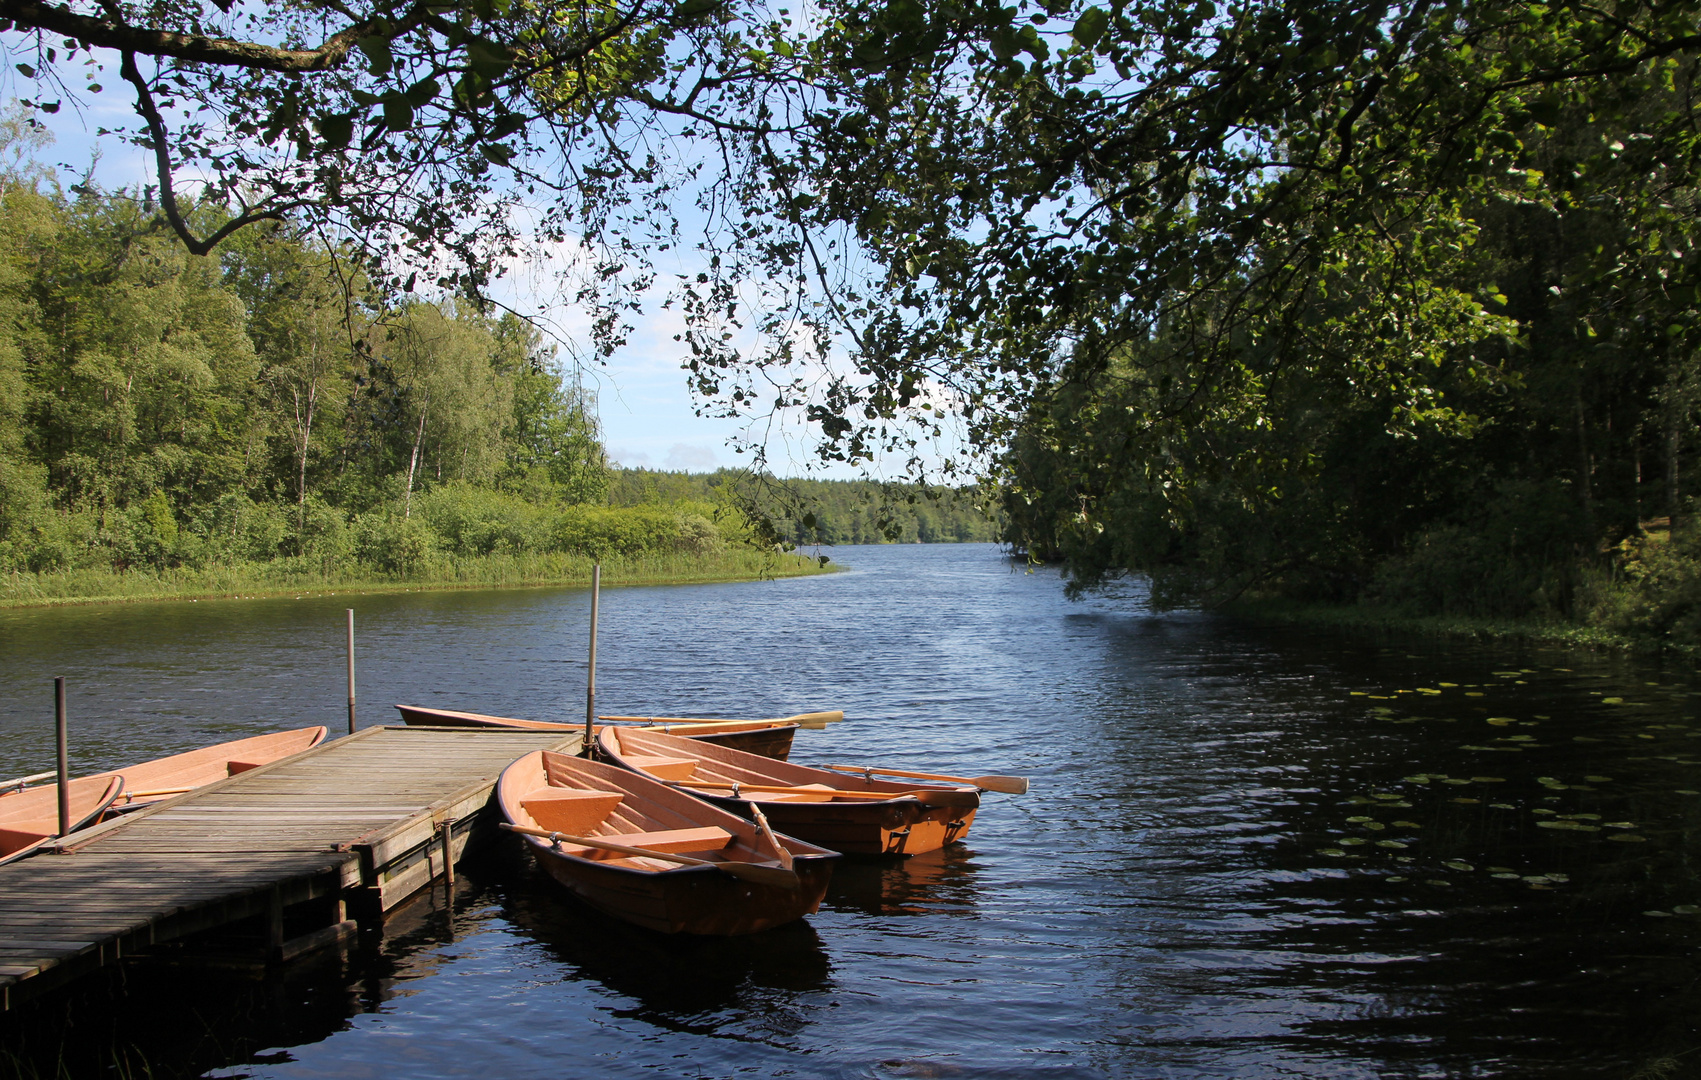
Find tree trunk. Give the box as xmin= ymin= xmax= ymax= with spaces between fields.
xmin=1669 ymin=406 xmax=1683 ymax=530
xmin=404 ymin=396 xmax=429 ymax=520
xmin=1575 ymin=380 xmax=1595 ymax=541
xmin=292 ymin=376 xmax=319 ymax=552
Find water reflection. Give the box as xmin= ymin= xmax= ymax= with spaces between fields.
xmin=6 ymin=547 xmax=1701 ymax=1077
xmin=824 ymin=847 xmax=982 ymax=918
xmin=500 ymin=862 xmax=833 ymax=1032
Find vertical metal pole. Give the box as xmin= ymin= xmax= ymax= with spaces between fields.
xmin=440 ymin=819 xmax=456 ymax=892
xmin=584 ymin=563 xmax=600 ymax=749
xmin=346 ymin=609 xmax=357 ymax=736
xmin=54 ymin=676 xmax=69 ymax=838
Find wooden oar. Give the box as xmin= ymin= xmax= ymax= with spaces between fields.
xmin=681 ymin=780 xmax=979 ymax=809
xmin=600 ymin=710 xmax=844 ymax=730
xmin=820 ymin=763 xmax=1030 ymax=795
xmin=121 ymin=786 xmax=197 ymax=803
xmin=500 ymin=823 xmax=799 ymax=888
xmin=748 ymin=804 xmax=793 ymax=871
xmin=0 ymin=770 xmax=57 ymax=795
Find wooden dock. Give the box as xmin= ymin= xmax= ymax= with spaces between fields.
xmin=0 ymin=725 xmax=580 ymax=1011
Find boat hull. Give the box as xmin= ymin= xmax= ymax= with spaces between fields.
xmin=499 ymin=751 xmax=836 ymax=935
xmin=396 ymin=705 xmax=797 ymax=760
xmin=597 ymin=727 xmax=980 ymax=857
xmin=530 ymin=839 xmax=836 ymax=935
xmin=691 ymin=790 xmax=975 ymax=856
xmin=0 ymin=774 xmax=124 ymax=864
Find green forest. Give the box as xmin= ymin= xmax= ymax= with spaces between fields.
xmin=0 ymin=112 xmax=997 ymax=606
xmin=611 ymin=470 xmax=1000 ymax=546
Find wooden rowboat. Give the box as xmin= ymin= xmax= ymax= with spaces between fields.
xmin=97 ymin=726 xmax=327 ymax=811
xmin=497 ymin=749 xmax=837 ymax=935
xmin=0 ymin=774 xmax=124 ymax=865
xmin=597 ymin=726 xmax=980 ymax=857
xmin=395 ymin=705 xmax=798 ymax=760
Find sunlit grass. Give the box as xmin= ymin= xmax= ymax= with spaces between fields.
xmin=0 ymin=548 xmax=835 ymax=609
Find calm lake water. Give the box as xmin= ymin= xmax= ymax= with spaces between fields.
xmin=1 ymin=543 xmax=1698 ymax=1078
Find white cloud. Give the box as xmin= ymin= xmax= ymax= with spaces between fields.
xmin=663 ymin=444 xmax=718 ymax=471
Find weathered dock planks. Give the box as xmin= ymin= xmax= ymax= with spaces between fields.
xmin=0 ymin=725 xmax=579 ymax=1011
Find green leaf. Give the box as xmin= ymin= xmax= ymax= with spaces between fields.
xmin=466 ymin=38 xmax=515 ymax=79
xmin=14 ymin=63 xmax=34 ymax=78
xmin=356 ymin=36 xmax=393 ymax=76
xmin=381 ymin=92 xmax=414 ymax=131
xmin=315 ymin=112 xmax=355 ymax=150
xmin=1072 ymin=7 xmax=1108 ymax=48
xmin=405 ymin=78 xmax=442 ymax=107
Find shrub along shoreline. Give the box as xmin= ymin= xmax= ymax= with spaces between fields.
xmin=0 ymin=548 xmax=834 ymax=609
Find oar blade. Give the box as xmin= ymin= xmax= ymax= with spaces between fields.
xmin=910 ymin=789 xmax=981 ymax=809
xmin=972 ymin=775 xmax=1029 ymax=795
xmin=786 ymin=710 xmax=843 ymax=729
xmin=717 ymin=861 xmax=801 ymax=889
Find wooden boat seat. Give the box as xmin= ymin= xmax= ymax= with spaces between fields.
xmin=559 ymin=826 xmax=734 ymax=860
xmin=522 ymin=789 xmax=625 ymax=834
xmin=624 ymin=755 xmax=699 ymax=782
xmin=752 ymin=784 xmax=838 ymax=803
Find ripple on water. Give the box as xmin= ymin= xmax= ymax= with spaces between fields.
xmin=2 ymin=543 xmax=1699 ymax=1078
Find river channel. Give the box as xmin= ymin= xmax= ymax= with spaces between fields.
xmin=1 ymin=543 xmax=1698 ymax=1078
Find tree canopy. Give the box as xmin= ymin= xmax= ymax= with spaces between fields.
xmin=7 ymin=0 xmax=1701 ymax=628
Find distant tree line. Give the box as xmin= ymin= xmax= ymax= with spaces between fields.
xmin=611 ymin=470 xmax=1002 ymax=546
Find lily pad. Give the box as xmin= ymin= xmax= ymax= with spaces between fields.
xmin=1318 ymin=848 xmax=1347 ymax=856
xmin=1346 ymin=816 xmax=1374 ymax=823
xmin=1364 ymin=822 xmax=1387 ymax=831
xmin=1465 ymin=692 xmax=1485 ymax=697
xmin=1532 ymin=809 xmax=1557 ymax=816
xmin=1646 ymin=910 xmax=1674 ymax=917
xmin=1603 ymin=822 xmax=1636 ymax=829
xmin=1371 ymin=793 xmax=1404 ymax=800
xmin=1385 ymin=876 xmax=1408 ymax=883
xmin=1392 ymin=821 xmax=1422 ymax=828
xmin=1492 ymin=872 xmax=1522 ymax=880
xmin=1444 ymin=860 xmax=1475 ymax=871
xmin=1442 ymin=779 xmax=1472 ymax=786
xmin=1339 ymin=837 xmax=1369 ymax=846
xmin=1490 ymin=803 xmax=1517 ymax=809
xmin=1603 ymin=697 xmax=1625 ymax=705
xmin=1487 ymin=866 xmax=1517 ymax=873
xmin=1536 ymin=820 xmax=1598 ymax=831
xmin=1607 ymin=834 xmax=1648 ymax=842
xmin=1558 ymin=813 xmax=1601 ymax=821
xmin=1486 ymin=717 xmax=1518 ymax=726
xmin=1425 ymin=879 xmax=1452 ymax=887
xmin=1679 ymin=790 xmax=1701 ymax=795
xmin=1439 ymin=682 xmax=1459 ymax=688
xmin=1675 ymin=905 xmax=1701 ymax=915
xmin=1584 ymin=776 xmax=1612 ymax=783
xmin=1376 ymin=840 xmax=1408 ymax=849
xmin=1471 ymin=777 xmax=1506 ymax=783
xmin=1452 ymin=797 xmax=1481 ymax=805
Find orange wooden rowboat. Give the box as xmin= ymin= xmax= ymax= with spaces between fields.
xmin=96 ymin=726 xmax=327 ymax=811
xmin=597 ymin=727 xmax=980 ymax=857
xmin=497 ymin=749 xmax=837 ymax=935
xmin=394 ymin=704 xmax=799 ymax=761
xmin=0 ymin=774 xmax=124 ymax=865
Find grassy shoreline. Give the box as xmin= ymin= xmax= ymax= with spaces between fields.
xmin=1221 ymin=597 xmax=1668 ymax=654
xmin=0 ymin=549 xmax=836 ymax=610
